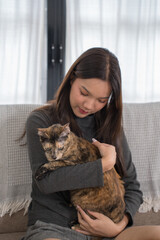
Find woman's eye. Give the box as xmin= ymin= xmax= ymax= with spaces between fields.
xmin=98 ymin=99 xmax=107 ymax=104
xmin=80 ymin=90 xmax=88 ymax=96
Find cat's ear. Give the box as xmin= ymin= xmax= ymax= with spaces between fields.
xmin=63 ymin=123 xmax=70 ymax=132
xmin=59 ymin=123 xmax=70 ymax=138
xmin=37 ymin=128 xmax=49 ymax=138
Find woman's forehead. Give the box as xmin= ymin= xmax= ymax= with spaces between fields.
xmin=76 ymin=78 xmax=112 ymax=98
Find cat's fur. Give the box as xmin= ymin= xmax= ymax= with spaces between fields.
xmin=35 ymin=123 xmax=125 ymax=238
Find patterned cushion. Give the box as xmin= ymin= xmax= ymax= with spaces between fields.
xmin=0 ymin=104 xmax=40 ymax=217
xmin=123 ymin=102 xmax=160 ymax=212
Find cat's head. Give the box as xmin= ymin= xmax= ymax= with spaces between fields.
xmin=37 ymin=123 xmax=70 ymax=161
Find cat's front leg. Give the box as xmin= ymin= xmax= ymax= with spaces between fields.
xmin=35 ymin=160 xmax=70 ymax=180
xmin=35 ymin=163 xmax=51 ymax=180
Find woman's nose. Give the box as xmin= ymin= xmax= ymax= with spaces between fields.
xmin=83 ymin=99 xmax=95 ymax=110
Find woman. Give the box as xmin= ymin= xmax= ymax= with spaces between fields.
xmin=22 ymin=47 xmax=160 ymax=240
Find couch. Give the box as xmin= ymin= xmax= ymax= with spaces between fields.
xmin=0 ymin=103 xmax=160 ymax=240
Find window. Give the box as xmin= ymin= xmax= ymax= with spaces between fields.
xmin=0 ymin=0 xmax=47 ymax=104
xmin=66 ymin=0 xmax=160 ymax=103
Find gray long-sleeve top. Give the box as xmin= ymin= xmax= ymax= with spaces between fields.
xmin=26 ymin=109 xmax=143 ymax=228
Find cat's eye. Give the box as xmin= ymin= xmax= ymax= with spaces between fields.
xmin=44 ymin=148 xmax=51 ymax=152
xmin=58 ymin=147 xmax=64 ymax=150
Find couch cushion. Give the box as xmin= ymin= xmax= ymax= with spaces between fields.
xmin=123 ymin=102 xmax=160 ymax=212
xmin=0 ymin=232 xmax=25 ymax=240
xmin=0 ymin=210 xmax=27 ymax=233
xmin=134 ymin=210 xmax=160 ymax=226
xmin=0 ymin=104 xmax=40 ymax=217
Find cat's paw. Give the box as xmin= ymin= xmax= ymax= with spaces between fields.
xmin=35 ymin=165 xmax=49 ymax=180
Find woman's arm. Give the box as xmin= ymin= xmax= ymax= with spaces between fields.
xmin=26 ymin=111 xmax=104 ymax=194
xmin=92 ymin=138 xmax=117 ymax=172
xmin=73 ymin=132 xmax=143 ymax=237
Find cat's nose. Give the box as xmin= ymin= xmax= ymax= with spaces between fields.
xmin=52 ymin=153 xmax=56 ymax=159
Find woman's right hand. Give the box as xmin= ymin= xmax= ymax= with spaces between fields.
xmin=92 ymin=138 xmax=116 ymax=172
xmin=73 ymin=206 xmax=129 ymax=238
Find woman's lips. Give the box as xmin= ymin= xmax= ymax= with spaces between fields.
xmin=78 ymin=107 xmax=88 ymax=114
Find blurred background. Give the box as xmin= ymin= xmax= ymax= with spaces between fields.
xmin=0 ymin=0 xmax=160 ymax=104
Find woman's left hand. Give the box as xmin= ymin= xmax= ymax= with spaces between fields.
xmin=72 ymin=206 xmax=123 ymax=238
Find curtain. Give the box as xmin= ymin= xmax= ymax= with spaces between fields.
xmin=66 ymin=0 xmax=160 ymax=103
xmin=0 ymin=0 xmax=47 ymax=104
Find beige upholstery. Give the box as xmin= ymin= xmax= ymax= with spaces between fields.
xmin=0 ymin=210 xmax=27 ymax=240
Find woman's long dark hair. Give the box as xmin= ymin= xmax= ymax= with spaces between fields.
xmin=34 ymin=47 xmax=125 ymax=176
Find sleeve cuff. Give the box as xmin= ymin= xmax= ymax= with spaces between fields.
xmin=125 ymin=210 xmax=134 ymax=226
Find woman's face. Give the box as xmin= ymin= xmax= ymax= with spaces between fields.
xmin=69 ymin=78 xmax=112 ymax=118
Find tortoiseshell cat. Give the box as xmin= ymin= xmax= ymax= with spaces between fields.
xmin=35 ymin=123 xmax=125 ymax=238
